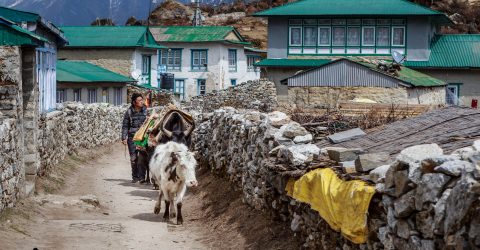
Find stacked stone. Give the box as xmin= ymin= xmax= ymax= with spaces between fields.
xmin=374 ymin=143 xmax=480 ymax=249
xmin=194 ymin=107 xmax=480 ymax=249
xmin=127 ymin=85 xmax=173 ymax=107
xmin=0 ymin=119 xmax=22 ymax=211
xmin=37 ymin=102 xmax=125 ymax=175
xmin=187 ymin=79 xmax=278 ymax=113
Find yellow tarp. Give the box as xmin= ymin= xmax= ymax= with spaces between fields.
xmin=285 ymin=168 xmax=375 ymax=244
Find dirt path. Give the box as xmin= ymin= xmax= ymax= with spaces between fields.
xmin=0 ymin=143 xmax=301 ymax=250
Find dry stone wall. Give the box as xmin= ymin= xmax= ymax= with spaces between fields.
xmin=193 ymin=107 xmax=480 ymax=249
xmin=38 ymin=103 xmax=125 ymax=175
xmin=186 ymin=79 xmax=277 ymax=113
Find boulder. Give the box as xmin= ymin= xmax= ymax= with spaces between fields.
xmin=293 ymin=133 xmax=313 ymax=144
xmin=473 ymin=140 xmax=480 ymax=151
xmin=434 ymin=160 xmax=475 ymax=177
xmin=433 ymin=189 xmax=451 ymax=235
xmin=394 ymin=170 xmax=412 ymax=197
xmin=355 ymin=152 xmax=391 ymax=172
xmin=268 ymin=111 xmax=291 ymax=128
xmin=443 ymin=175 xmax=478 ymax=235
xmin=415 ymin=173 xmax=451 ymax=210
xmin=327 ymin=128 xmax=366 ymax=143
xmin=339 ymin=161 xmax=356 ymax=174
xmin=421 ymin=155 xmax=460 ymax=173
xmin=281 ymin=122 xmax=309 ymax=139
xmin=451 ymin=146 xmax=476 ymax=161
xmin=395 ymin=219 xmax=411 ymax=239
xmin=326 ymin=147 xmax=364 ymax=162
xmin=408 ymin=163 xmax=423 ymax=184
xmin=393 ymin=190 xmax=415 ymax=218
xmin=268 ymin=145 xmax=285 ymax=157
xmin=369 ymin=165 xmax=391 ymax=182
xmin=281 ymin=144 xmax=320 ymax=166
xmin=397 ymin=144 xmax=443 ymax=164
xmin=416 ymin=210 xmax=434 ymax=238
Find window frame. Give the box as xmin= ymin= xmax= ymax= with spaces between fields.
xmin=318 ymin=26 xmax=331 ymax=46
xmin=391 ymin=26 xmax=406 ymax=47
xmin=362 ymin=26 xmax=375 ymax=46
xmin=114 ymin=87 xmax=122 ymax=106
xmin=191 ymin=49 xmax=208 ymax=72
xmin=197 ymin=79 xmax=206 ymax=95
xmin=73 ymin=89 xmax=81 ymax=102
xmin=159 ymin=49 xmax=182 ymax=72
xmin=56 ymin=89 xmax=65 ymax=103
xmin=231 ymin=79 xmax=237 ymax=86
xmin=247 ymin=55 xmax=261 ymax=72
xmin=228 ymin=49 xmax=237 ymax=72
xmin=446 ymin=83 xmax=462 ymax=105
xmin=174 ymin=79 xmax=186 ymax=101
xmin=289 ymin=26 xmax=303 ymax=46
xmin=87 ymin=88 xmax=97 ymax=104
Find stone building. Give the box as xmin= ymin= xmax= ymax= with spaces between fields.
xmin=252 ymin=0 xmax=477 ymax=106
xmin=58 ymin=26 xmax=166 ymax=88
xmin=283 ymin=58 xmax=446 ymax=107
xmin=56 ymin=60 xmax=133 ymax=105
xmin=149 ymin=26 xmax=263 ymax=101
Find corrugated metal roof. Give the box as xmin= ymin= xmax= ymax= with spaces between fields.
xmin=286 ymin=58 xmax=445 ymax=87
xmin=0 ymin=6 xmax=39 ymax=23
xmin=255 ymin=58 xmax=332 ymax=67
xmin=254 ymin=0 xmax=451 ymax=24
xmin=405 ymin=34 xmax=480 ymax=68
xmin=57 ymin=60 xmax=134 ymax=83
xmin=149 ymin=26 xmax=249 ymax=45
xmin=0 ymin=18 xmax=47 ymax=46
xmin=60 ymin=26 xmax=166 ymax=49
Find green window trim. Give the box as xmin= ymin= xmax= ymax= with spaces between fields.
xmin=191 ymin=49 xmax=208 ymax=72
xmin=228 ymin=49 xmax=237 ymax=72
xmin=446 ymin=83 xmax=462 ymax=105
xmin=287 ymin=18 xmax=407 ymax=56
xmin=197 ymin=78 xmax=206 ymax=95
xmin=159 ymin=48 xmax=183 ymax=72
xmin=247 ymin=55 xmax=262 ymax=72
xmin=231 ymin=78 xmax=237 ymax=86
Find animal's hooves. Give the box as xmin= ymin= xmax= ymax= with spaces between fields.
xmin=177 ymin=218 xmax=183 ymax=225
xmin=170 ymin=213 xmax=176 ymax=218
xmin=154 ymin=207 xmax=160 ymax=214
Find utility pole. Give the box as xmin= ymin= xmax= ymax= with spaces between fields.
xmin=192 ymin=0 xmax=202 ymax=27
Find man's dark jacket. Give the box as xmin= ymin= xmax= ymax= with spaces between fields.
xmin=121 ymin=106 xmax=147 ymax=140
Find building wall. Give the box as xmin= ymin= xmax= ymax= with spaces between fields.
xmin=159 ymin=42 xmax=261 ymax=101
xmin=57 ymin=82 xmax=128 ymax=105
xmin=58 ymin=48 xmax=135 ymax=77
xmin=416 ymin=69 xmax=480 ymax=107
xmin=133 ymin=48 xmax=159 ymax=87
xmin=266 ymin=16 xmax=434 ymax=60
xmin=407 ymin=86 xmax=446 ymax=105
xmin=260 ymin=67 xmax=301 ymax=103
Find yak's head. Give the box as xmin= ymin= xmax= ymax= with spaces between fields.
xmin=161 ymin=112 xmax=194 ymax=145
xmin=170 ymin=149 xmax=198 ymax=187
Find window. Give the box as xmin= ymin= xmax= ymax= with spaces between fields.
xmin=303 ymin=26 xmax=317 ymax=46
xmin=114 ymin=88 xmax=122 ymax=105
xmin=36 ymin=48 xmax=57 ymax=113
xmin=288 ymin=18 xmax=405 ymax=55
xmin=197 ymin=79 xmax=206 ymax=95
xmin=376 ymin=27 xmax=390 ymax=46
xmin=231 ymin=79 xmax=237 ymax=86
xmin=332 ymin=27 xmax=346 ymax=46
xmin=191 ymin=50 xmax=208 ymax=71
xmin=347 ymin=27 xmax=361 ymax=46
xmin=159 ymin=49 xmax=182 ymax=71
xmin=174 ymin=79 xmax=185 ymax=101
xmin=56 ymin=89 xmax=65 ymax=103
xmin=392 ymin=27 xmax=405 ymax=46
xmin=446 ymin=84 xmax=461 ymax=105
xmin=87 ymin=89 xmax=97 ymax=103
xmin=289 ymin=27 xmax=302 ymax=46
xmin=228 ymin=49 xmax=237 ymax=72
xmin=102 ymin=88 xmax=109 ymax=103
xmin=247 ymin=55 xmax=261 ymax=72
xmin=318 ymin=27 xmax=331 ymax=46
xmin=141 ymin=55 xmax=151 ymax=85
xmin=73 ymin=89 xmax=81 ymax=102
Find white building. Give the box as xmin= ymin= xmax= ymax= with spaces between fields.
xmin=150 ymin=26 xmax=263 ymax=101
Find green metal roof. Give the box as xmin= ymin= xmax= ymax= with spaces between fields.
xmin=254 ymin=0 xmax=451 ymax=24
xmin=57 ymin=60 xmax=135 ymax=83
xmin=405 ymin=34 xmax=480 ymax=69
xmin=149 ymin=26 xmax=250 ymax=45
xmin=0 ymin=6 xmax=39 ymax=23
xmin=60 ymin=26 xmax=166 ymax=49
xmin=255 ymin=58 xmax=331 ymax=67
xmin=351 ymin=58 xmax=446 ymax=87
xmin=0 ymin=17 xmax=47 ymax=46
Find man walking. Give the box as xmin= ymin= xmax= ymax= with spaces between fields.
xmin=121 ymin=93 xmax=147 ymax=183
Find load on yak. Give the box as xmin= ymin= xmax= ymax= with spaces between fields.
xmin=132 ymin=104 xmax=195 ymax=188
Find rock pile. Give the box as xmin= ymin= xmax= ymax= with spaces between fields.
xmin=0 ymin=119 xmax=22 ymax=211
xmin=194 ymin=107 xmax=480 ymax=249
xmin=187 ymin=79 xmax=277 ymax=113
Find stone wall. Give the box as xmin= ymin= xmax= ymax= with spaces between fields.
xmin=186 ymin=79 xmax=277 ymax=113
xmin=0 ymin=46 xmax=25 ymax=211
xmin=288 ymin=86 xmax=445 ymax=109
xmin=193 ymin=108 xmax=480 ymax=249
xmin=37 ymin=103 xmax=125 ymax=175
xmin=127 ymin=84 xmax=174 ymax=107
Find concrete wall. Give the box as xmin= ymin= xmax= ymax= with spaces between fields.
xmin=416 ymin=69 xmax=480 ymax=107
xmin=159 ymin=42 xmax=261 ymax=101
xmin=407 ymin=86 xmax=446 ymax=105
xmin=267 ymin=17 xmax=288 ymax=59
xmin=133 ymin=48 xmax=159 ymax=87
xmin=58 ymin=48 xmax=135 ymax=77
